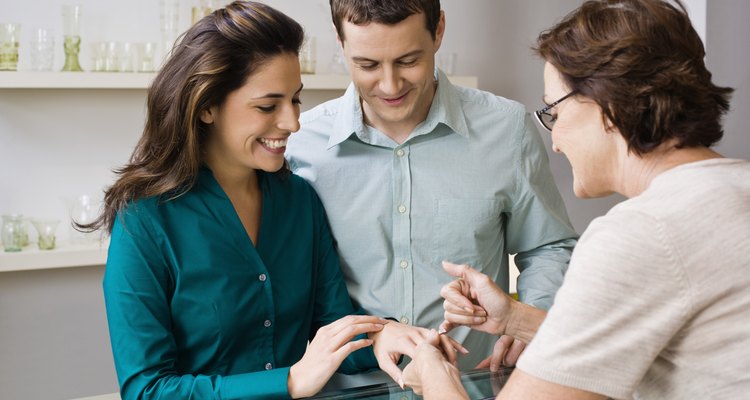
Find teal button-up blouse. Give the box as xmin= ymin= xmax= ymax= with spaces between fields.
xmin=104 ymin=167 xmax=377 ymax=399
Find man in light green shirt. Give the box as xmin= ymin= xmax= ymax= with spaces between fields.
xmin=286 ymin=0 xmax=577 ymax=369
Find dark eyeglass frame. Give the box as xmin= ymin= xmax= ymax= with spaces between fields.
xmin=533 ymin=91 xmax=577 ymax=132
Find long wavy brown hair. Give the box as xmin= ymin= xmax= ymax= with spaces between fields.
xmin=534 ymin=0 xmax=733 ymax=155
xmin=79 ymin=1 xmax=303 ymax=234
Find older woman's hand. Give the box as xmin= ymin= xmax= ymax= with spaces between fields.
xmin=369 ymin=320 xmax=468 ymax=385
xmin=439 ymin=261 xmax=515 ymax=336
xmin=402 ymin=329 xmax=470 ymax=399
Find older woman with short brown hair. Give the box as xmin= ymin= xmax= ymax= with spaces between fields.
xmin=402 ymin=1 xmax=750 ymax=399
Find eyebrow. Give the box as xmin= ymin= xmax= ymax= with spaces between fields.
xmin=351 ymin=49 xmax=424 ymax=64
xmin=252 ymin=83 xmax=304 ymax=100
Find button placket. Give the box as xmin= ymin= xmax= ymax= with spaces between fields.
xmin=392 ymin=144 xmax=413 ymax=331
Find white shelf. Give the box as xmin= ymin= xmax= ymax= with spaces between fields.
xmin=0 ymin=72 xmax=154 ymax=89
xmin=0 ymin=240 xmax=108 ymax=272
xmin=0 ymin=71 xmax=478 ymax=89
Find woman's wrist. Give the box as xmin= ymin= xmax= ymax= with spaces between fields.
xmin=504 ymin=299 xmax=546 ymax=343
xmin=287 ymin=363 xmax=306 ymax=399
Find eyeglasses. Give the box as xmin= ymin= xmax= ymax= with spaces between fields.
xmin=533 ymin=91 xmax=577 ymax=132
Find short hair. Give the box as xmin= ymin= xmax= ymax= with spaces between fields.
xmin=534 ymin=0 xmax=733 ymax=155
xmin=329 ymin=0 xmax=441 ymax=41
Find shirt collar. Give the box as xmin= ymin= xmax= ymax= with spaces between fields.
xmin=327 ymin=68 xmax=470 ymax=149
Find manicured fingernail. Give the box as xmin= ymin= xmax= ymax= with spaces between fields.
xmin=398 ymin=377 xmax=404 ymax=389
xmin=473 ymin=316 xmax=486 ymax=323
xmin=438 ymin=327 xmax=447 ymax=335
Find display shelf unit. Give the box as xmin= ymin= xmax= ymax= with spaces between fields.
xmin=0 ymin=71 xmax=478 ymax=90
xmin=0 ymin=240 xmax=108 ymax=272
xmin=0 ymin=70 xmax=478 ymax=273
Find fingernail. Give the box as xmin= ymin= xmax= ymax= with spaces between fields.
xmin=438 ymin=327 xmax=446 ymax=335
xmin=473 ymin=316 xmax=486 ymax=323
xmin=398 ymin=377 xmax=404 ymax=389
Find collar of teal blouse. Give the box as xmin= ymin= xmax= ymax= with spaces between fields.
xmin=327 ymin=67 xmax=470 ymax=149
xmin=197 ymin=165 xmax=270 ymax=199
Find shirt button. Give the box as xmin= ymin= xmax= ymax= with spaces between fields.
xmin=264 ymin=320 xmax=272 ymax=328
xmin=398 ymin=205 xmax=407 ymax=213
xmin=396 ymin=149 xmax=405 ymax=157
xmin=401 ymin=396 xmax=409 ymax=400
xmin=258 ymin=274 xmax=267 ymax=282
xmin=399 ymin=260 xmax=408 ymax=269
xmin=265 ymin=363 xmax=273 ymax=370
xmin=400 ymin=316 xmax=409 ymax=325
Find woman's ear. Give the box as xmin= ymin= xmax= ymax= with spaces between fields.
xmin=200 ymin=107 xmax=215 ymax=124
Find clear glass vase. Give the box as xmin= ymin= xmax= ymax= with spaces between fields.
xmin=31 ymin=219 xmax=60 ymax=250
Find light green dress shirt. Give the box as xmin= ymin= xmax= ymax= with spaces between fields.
xmin=104 ymin=168 xmax=377 ymax=399
xmin=287 ymin=69 xmax=578 ymax=368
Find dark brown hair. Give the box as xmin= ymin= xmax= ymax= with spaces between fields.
xmin=80 ymin=1 xmax=303 ymax=234
xmin=534 ymin=0 xmax=733 ymax=155
xmin=330 ymin=0 xmax=441 ymax=42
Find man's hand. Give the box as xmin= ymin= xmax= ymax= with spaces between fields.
xmin=369 ymin=321 xmax=468 ymax=385
xmin=475 ymin=335 xmax=526 ymax=371
xmin=288 ymin=315 xmax=385 ymax=398
xmin=439 ymin=261 xmax=514 ymax=336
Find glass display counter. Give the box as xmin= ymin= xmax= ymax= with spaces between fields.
xmin=312 ymin=367 xmax=513 ymax=400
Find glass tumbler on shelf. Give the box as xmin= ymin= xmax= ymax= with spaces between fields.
xmin=2 ymin=214 xmax=26 ymax=252
xmin=29 ymin=28 xmax=55 ymax=71
xmin=136 ymin=42 xmax=157 ymax=72
xmin=0 ymin=23 xmax=21 ymax=71
xmin=61 ymin=4 xmax=83 ymax=72
xmin=31 ymin=218 xmax=60 ymax=250
xmin=160 ymin=0 xmax=180 ymax=63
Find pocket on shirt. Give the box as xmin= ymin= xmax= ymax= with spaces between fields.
xmin=431 ymin=198 xmax=503 ymax=265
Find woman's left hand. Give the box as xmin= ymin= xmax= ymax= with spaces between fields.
xmin=368 ymin=321 xmax=468 ymax=385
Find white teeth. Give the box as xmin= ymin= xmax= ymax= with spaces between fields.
xmin=259 ymin=138 xmax=287 ymax=149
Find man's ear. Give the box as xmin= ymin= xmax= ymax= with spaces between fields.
xmin=433 ymin=10 xmax=446 ymax=52
xmin=200 ymin=107 xmax=215 ymax=124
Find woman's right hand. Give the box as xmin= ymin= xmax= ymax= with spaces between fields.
xmin=438 ymin=261 xmax=514 ymax=336
xmin=287 ymin=315 xmax=387 ymax=398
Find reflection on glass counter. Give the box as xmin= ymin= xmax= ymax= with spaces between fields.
xmin=312 ymin=367 xmax=513 ymax=400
